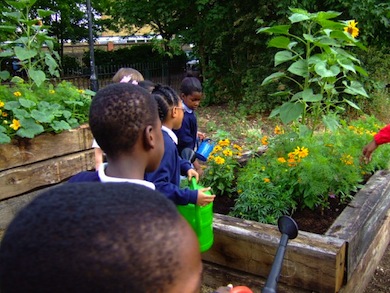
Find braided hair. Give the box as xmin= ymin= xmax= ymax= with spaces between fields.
xmin=152 ymin=84 xmax=181 ymax=122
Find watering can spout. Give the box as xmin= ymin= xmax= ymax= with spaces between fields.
xmin=196 ymin=139 xmax=216 ymax=161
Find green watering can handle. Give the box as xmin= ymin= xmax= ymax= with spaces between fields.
xmin=191 ymin=177 xmax=202 ymax=235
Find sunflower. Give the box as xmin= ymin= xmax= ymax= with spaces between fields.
xmin=344 ymin=20 xmax=359 ymax=38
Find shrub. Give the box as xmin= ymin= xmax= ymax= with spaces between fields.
xmin=230 ymin=116 xmax=390 ymax=224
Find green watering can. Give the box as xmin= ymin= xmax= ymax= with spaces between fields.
xmin=177 ymin=178 xmax=214 ymax=252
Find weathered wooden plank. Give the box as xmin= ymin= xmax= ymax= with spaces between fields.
xmin=339 ymin=209 xmax=390 ymax=293
xmin=0 ymin=125 xmax=93 ymax=171
xmin=202 ymin=261 xmax=311 ymax=293
xmin=0 ymin=150 xmax=94 ymax=200
xmin=202 ymin=214 xmax=346 ymax=293
xmin=327 ymin=170 xmax=390 ymax=280
xmin=0 ymin=184 xmax=63 ymax=233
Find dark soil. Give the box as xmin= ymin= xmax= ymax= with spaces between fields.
xmin=212 ymin=193 xmax=347 ymax=234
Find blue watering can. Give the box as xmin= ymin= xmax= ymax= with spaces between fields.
xmin=195 ymin=139 xmax=216 ymax=161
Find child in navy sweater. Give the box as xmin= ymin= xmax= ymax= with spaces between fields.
xmin=69 ymin=83 xmax=164 ymax=188
xmin=145 ymin=84 xmax=215 ymax=206
xmin=173 ymin=77 xmax=205 ymax=175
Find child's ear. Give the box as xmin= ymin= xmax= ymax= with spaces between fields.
xmin=143 ymin=125 xmax=156 ymax=150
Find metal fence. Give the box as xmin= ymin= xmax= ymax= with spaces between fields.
xmin=61 ymin=59 xmax=187 ymax=92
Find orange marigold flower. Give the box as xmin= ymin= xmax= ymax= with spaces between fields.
xmin=274 ymin=125 xmax=284 ymax=135
xmin=263 ymin=178 xmax=271 ymax=183
xmin=261 ymin=136 xmax=268 ymax=145
xmin=277 ymin=157 xmax=286 ymax=163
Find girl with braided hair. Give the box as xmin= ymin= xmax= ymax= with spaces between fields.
xmin=145 ymin=84 xmax=215 ymax=207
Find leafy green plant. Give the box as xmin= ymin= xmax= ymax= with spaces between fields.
xmin=0 ymin=0 xmax=60 ymax=87
xmin=259 ymin=8 xmax=369 ymax=132
xmin=0 ymin=79 xmax=94 ymax=143
xmin=201 ymin=138 xmax=242 ymax=197
xmin=231 ymin=117 xmax=390 ymax=224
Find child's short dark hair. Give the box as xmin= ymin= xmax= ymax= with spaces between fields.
xmin=180 ymin=77 xmax=202 ymax=95
xmin=152 ymin=84 xmax=181 ymax=121
xmin=89 ymin=83 xmax=159 ymax=159
xmin=0 ymin=183 xmax=186 ymax=292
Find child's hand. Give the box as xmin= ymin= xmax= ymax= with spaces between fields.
xmin=187 ymin=169 xmax=199 ymax=181
xmin=197 ymin=131 xmax=206 ymax=140
xmin=196 ymin=188 xmax=215 ymax=206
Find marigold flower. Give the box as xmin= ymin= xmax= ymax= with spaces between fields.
xmin=223 ymin=149 xmax=233 ymax=157
xmin=2 ymin=111 xmax=8 ymax=117
xmin=78 ymin=89 xmax=85 ymax=94
xmin=288 ymin=152 xmax=295 ymax=159
xmin=10 ymin=119 xmax=21 ymax=130
xmin=214 ymin=156 xmax=225 ymax=165
xmin=293 ymin=146 xmax=309 ymax=158
xmin=344 ymin=20 xmax=359 ymax=38
xmin=277 ymin=157 xmax=286 ymax=163
xmin=274 ymin=125 xmax=284 ymax=135
xmin=13 ymin=91 xmax=22 ymax=97
xmin=0 ymin=101 xmax=4 ymax=108
xmin=263 ymin=178 xmax=271 ymax=183
xmin=261 ymin=136 xmax=268 ymax=145
xmin=49 ymin=90 xmax=55 ymax=94
xmin=341 ymin=154 xmax=354 ymax=165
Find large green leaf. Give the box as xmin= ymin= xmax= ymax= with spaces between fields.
xmin=314 ymin=61 xmax=340 ymax=77
xmin=287 ymin=60 xmax=308 ymax=77
xmin=322 ymin=114 xmax=340 ymax=131
xmin=28 ymin=69 xmax=46 ymax=87
xmin=0 ymin=71 xmax=10 ymax=81
xmin=344 ymin=99 xmax=361 ymax=110
xmin=31 ymin=109 xmax=54 ymax=123
xmin=0 ymin=132 xmax=11 ymax=144
xmin=274 ymin=50 xmax=294 ymax=66
xmin=343 ymin=81 xmax=368 ymax=97
xmin=19 ymin=98 xmax=36 ymax=108
xmin=16 ymin=117 xmax=44 ymax=138
xmin=15 ymin=46 xmax=37 ymax=61
xmin=37 ymin=9 xmax=55 ymax=18
xmin=261 ymin=72 xmax=285 ymax=86
xmin=302 ymin=89 xmax=323 ymax=102
xmin=337 ymin=58 xmax=356 ymax=73
xmin=279 ymin=102 xmax=304 ymax=124
xmin=289 ymin=13 xmax=310 ymax=23
xmin=257 ymin=25 xmax=291 ymax=35
xmin=268 ymin=36 xmax=291 ymax=49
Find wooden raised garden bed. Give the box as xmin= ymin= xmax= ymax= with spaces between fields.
xmin=0 ymin=126 xmax=389 ymax=293
xmin=0 ymin=125 xmax=95 ymax=234
xmin=202 ymin=170 xmax=390 ymax=293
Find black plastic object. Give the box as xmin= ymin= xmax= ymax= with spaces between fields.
xmin=181 ymin=148 xmax=196 ymax=163
xmin=262 ymin=216 xmax=299 ymax=293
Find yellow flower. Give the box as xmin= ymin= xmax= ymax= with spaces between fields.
xmin=274 ymin=125 xmax=284 ymax=135
xmin=78 ymin=89 xmax=85 ymax=94
xmin=223 ymin=149 xmax=233 ymax=157
xmin=341 ymin=154 xmax=354 ymax=165
xmin=214 ymin=156 xmax=225 ymax=165
xmin=233 ymin=144 xmax=242 ymax=151
xmin=288 ymin=158 xmax=296 ymax=167
xmin=277 ymin=157 xmax=286 ymax=163
xmin=13 ymin=91 xmax=22 ymax=97
xmin=49 ymin=90 xmax=55 ymax=94
xmin=293 ymin=146 xmax=309 ymax=158
xmin=263 ymin=178 xmax=271 ymax=183
xmin=344 ymin=20 xmax=359 ymax=38
xmin=261 ymin=136 xmax=268 ymax=145
xmin=2 ymin=111 xmax=8 ymax=117
xmin=213 ymin=145 xmax=222 ymax=153
xmin=0 ymin=101 xmax=4 ymax=108
xmin=218 ymin=139 xmax=230 ymax=147
xmin=10 ymin=119 xmax=21 ymax=130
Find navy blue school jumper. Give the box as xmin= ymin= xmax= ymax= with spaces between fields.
xmin=173 ymin=107 xmax=198 ymax=155
xmin=145 ymin=128 xmax=198 ymax=205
